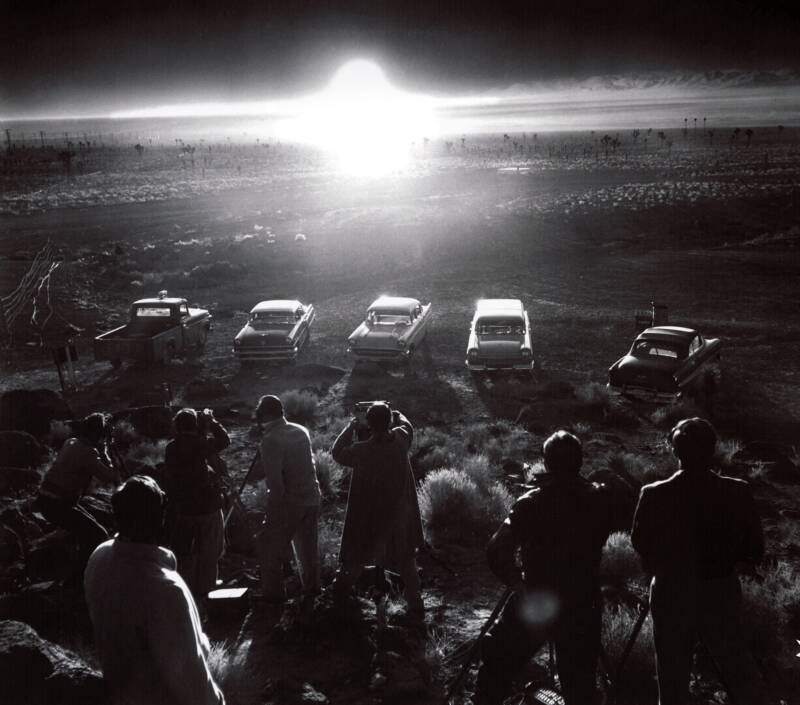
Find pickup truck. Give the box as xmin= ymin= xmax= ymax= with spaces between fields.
xmin=94 ymin=294 xmax=212 ymax=367
xmin=608 ymin=326 xmax=721 ymax=401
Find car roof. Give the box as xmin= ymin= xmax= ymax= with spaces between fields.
xmin=638 ymin=326 xmax=698 ymax=342
xmin=251 ymin=299 xmax=304 ymax=313
xmin=475 ymin=298 xmax=524 ymax=316
xmin=368 ymin=296 xmax=421 ymax=312
xmin=133 ymin=297 xmax=185 ymax=306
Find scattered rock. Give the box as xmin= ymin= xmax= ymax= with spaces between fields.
xmin=0 ymin=431 xmax=47 ymax=468
xmin=0 ymin=620 xmax=106 ymax=705
xmin=0 ymin=390 xmax=72 ymax=439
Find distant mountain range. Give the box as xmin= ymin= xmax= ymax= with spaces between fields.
xmin=501 ymin=69 xmax=800 ymax=96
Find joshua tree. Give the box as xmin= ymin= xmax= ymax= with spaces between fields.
xmin=708 ymin=130 xmax=715 ymax=146
xmin=683 ymin=118 xmax=688 ymax=138
xmin=58 ymin=149 xmax=75 ymax=176
xmin=657 ymin=131 xmax=666 ymax=149
xmin=745 ymin=128 xmax=754 ymax=147
xmin=632 ymin=128 xmax=640 ymax=143
xmin=134 ymin=143 xmax=144 ymax=157
xmin=703 ymin=116 xmax=707 ymax=130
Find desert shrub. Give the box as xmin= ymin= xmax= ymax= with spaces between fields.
xmin=650 ymin=398 xmax=703 ymax=429
xmin=600 ymin=532 xmax=645 ymax=589
xmin=575 ymin=381 xmax=612 ymax=409
xmin=311 ymin=409 xmax=350 ymax=451
xmin=207 ymin=640 xmax=263 ymax=705
xmin=714 ymin=438 xmax=743 ymax=468
xmin=188 ymin=261 xmax=246 ymax=284
xmin=742 ymin=561 xmax=800 ymax=669
xmin=318 ymin=517 xmax=342 ymax=583
xmin=605 ymin=451 xmax=665 ymax=487
xmin=572 ymin=421 xmax=592 ymax=438
xmin=414 ymin=445 xmax=458 ymax=474
xmin=418 ymin=469 xmax=510 ymax=544
xmin=314 ymin=449 xmax=344 ymax=501
xmin=601 ymin=603 xmax=656 ymax=699
xmin=483 ymin=423 xmax=535 ymax=465
xmin=122 ymin=439 xmax=167 ymax=470
xmin=412 ymin=426 xmax=461 ymax=473
xmin=540 ymin=379 xmax=575 ymax=399
xmin=460 ymin=454 xmax=495 ymax=493
xmin=281 ymin=390 xmax=318 ymax=424
xmin=111 ymin=419 xmax=142 ymax=447
xmin=523 ymin=459 xmax=547 ymax=483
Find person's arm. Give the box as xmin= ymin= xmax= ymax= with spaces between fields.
xmin=82 ymin=441 xmax=121 ymax=485
xmin=391 ymin=410 xmax=413 ymax=446
xmin=148 ymin=582 xmax=225 ymax=705
xmin=486 ymin=519 xmax=523 ymax=588
xmin=205 ymin=415 xmax=230 ymax=454
xmin=331 ymin=420 xmax=359 ymax=467
xmin=630 ymin=487 xmax=656 ymax=570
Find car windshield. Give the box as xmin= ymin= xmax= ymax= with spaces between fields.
xmin=369 ymin=311 xmax=412 ymax=325
xmin=250 ymin=312 xmax=295 ymax=329
xmin=135 ymin=306 xmax=172 ymax=318
xmin=632 ymin=340 xmax=687 ymax=359
xmin=477 ymin=317 xmax=524 ymax=335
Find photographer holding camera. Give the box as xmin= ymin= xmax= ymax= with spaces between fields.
xmin=35 ymin=412 xmax=121 ymax=587
xmin=330 ymin=402 xmax=424 ymax=620
xmin=162 ymin=407 xmax=230 ymax=608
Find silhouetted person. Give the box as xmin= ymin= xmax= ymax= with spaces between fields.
xmin=474 ymin=430 xmax=618 ymax=705
xmin=85 ymin=476 xmax=225 ymax=705
xmin=162 ymin=408 xmax=229 ymax=606
xmin=632 ymin=417 xmax=767 ymax=705
xmin=330 ymin=403 xmax=424 ymax=619
xmin=35 ymin=413 xmax=120 ymax=585
xmin=254 ymin=394 xmax=321 ymax=604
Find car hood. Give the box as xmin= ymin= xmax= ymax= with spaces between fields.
xmin=609 ymin=354 xmax=680 ymax=390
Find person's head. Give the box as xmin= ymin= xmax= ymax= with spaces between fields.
xmin=255 ymin=395 xmax=284 ymax=424
xmin=173 ymin=408 xmax=198 ymax=434
xmin=668 ymin=417 xmax=717 ymax=469
xmin=111 ymin=475 xmax=165 ymax=544
xmin=80 ymin=413 xmax=108 ymax=445
xmin=542 ymin=430 xmax=582 ymax=476
xmin=366 ymin=402 xmax=392 ymax=435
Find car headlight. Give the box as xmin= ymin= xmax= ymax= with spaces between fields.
xmin=233 ymin=339 xmax=241 ymax=347
xmin=520 ymin=348 xmax=531 ymax=358
xmin=468 ymin=349 xmax=478 ymax=360
xmin=396 ymin=339 xmax=405 ymax=348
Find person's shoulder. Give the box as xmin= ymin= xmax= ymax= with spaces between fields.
xmin=711 ymin=471 xmax=754 ymax=497
xmin=286 ymin=420 xmax=310 ymax=435
xmin=640 ymin=470 xmax=681 ymax=495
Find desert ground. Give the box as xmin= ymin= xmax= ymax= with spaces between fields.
xmin=1 ymin=126 xmax=799 ymax=704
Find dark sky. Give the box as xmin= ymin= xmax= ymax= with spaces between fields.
xmin=3 ymin=0 xmax=800 ymax=117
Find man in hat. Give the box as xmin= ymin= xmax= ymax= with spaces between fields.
xmin=474 ymin=430 xmax=619 ymax=705
xmin=632 ymin=417 xmax=766 ymax=705
xmin=254 ymin=394 xmax=321 ymax=604
xmin=330 ymin=403 xmax=424 ymax=618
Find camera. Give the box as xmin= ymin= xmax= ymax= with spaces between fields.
xmin=353 ymin=400 xmax=390 ymax=432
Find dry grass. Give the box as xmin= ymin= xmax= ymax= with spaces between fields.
xmin=714 ymin=438 xmax=743 ymax=468
xmin=604 ymin=451 xmax=667 ymax=487
xmin=207 ymin=640 xmax=264 ymax=705
xmin=650 ymin=399 xmax=704 ymax=429
xmin=460 ymin=453 xmax=496 ymax=493
xmin=318 ymin=516 xmax=342 ymax=583
xmin=601 ymin=602 xmax=657 ymax=699
xmin=599 ymin=532 xmax=645 ymax=589
xmin=281 ymin=390 xmax=319 ymax=424
xmin=122 ymin=439 xmax=168 ymax=470
xmin=575 ymin=381 xmax=613 ymax=409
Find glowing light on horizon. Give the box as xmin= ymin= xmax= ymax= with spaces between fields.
xmin=279 ymin=59 xmax=439 ymax=176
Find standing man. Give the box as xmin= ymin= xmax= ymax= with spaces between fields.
xmin=632 ymin=417 xmax=767 ymax=705
xmin=330 ymin=403 xmax=424 ymax=618
xmin=162 ymin=408 xmax=229 ymax=607
xmin=255 ymin=394 xmax=321 ymax=604
xmin=85 ymin=475 xmax=225 ymax=705
xmin=473 ymin=430 xmax=618 ymax=705
xmin=35 ymin=413 xmax=120 ymax=584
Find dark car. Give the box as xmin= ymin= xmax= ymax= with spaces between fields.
xmin=233 ymin=299 xmax=315 ymax=363
xmin=608 ymin=326 xmax=721 ymax=400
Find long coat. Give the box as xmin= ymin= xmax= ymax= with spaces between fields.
xmin=331 ymin=413 xmax=424 ymax=570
